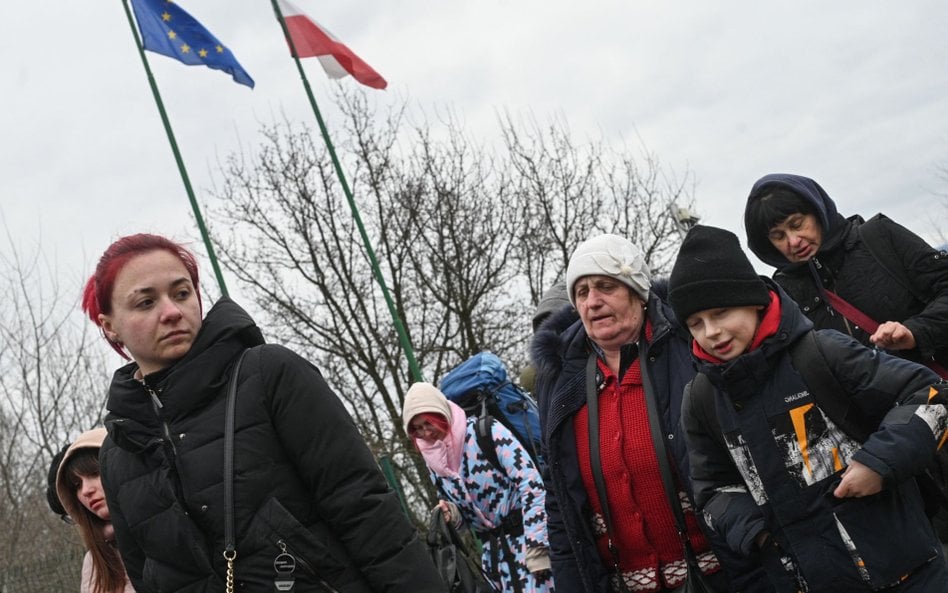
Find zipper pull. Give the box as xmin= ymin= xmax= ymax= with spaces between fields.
xmin=273 ymin=540 xmax=296 ymax=592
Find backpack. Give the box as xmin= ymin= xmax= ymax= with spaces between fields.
xmin=688 ymin=330 xmax=948 ymax=514
xmin=858 ymin=214 xmax=935 ymax=306
xmin=439 ymin=352 xmax=545 ymax=475
xmin=426 ymin=508 xmax=499 ymax=593
xmin=858 ymin=214 xmax=948 ymax=371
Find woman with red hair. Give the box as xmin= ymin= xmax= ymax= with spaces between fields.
xmin=83 ymin=233 xmax=442 ymax=593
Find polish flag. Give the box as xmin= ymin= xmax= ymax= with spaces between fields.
xmin=277 ymin=0 xmax=387 ymax=90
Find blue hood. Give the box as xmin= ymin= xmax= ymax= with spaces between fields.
xmin=744 ymin=173 xmax=846 ymax=268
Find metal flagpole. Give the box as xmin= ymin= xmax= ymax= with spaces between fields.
xmin=269 ymin=0 xmax=423 ymax=383
xmin=120 ymin=0 xmax=230 ymax=297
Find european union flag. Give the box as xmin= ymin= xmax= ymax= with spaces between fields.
xmin=130 ymin=0 xmax=255 ymax=88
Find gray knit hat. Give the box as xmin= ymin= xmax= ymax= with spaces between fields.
xmin=566 ymin=234 xmax=651 ymax=306
xmin=532 ymin=280 xmax=570 ymax=331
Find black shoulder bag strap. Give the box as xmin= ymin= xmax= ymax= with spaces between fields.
xmin=585 ymin=353 xmax=630 ymax=593
xmin=475 ymin=413 xmax=504 ymax=475
xmin=687 ymin=374 xmax=726 ymax=452
xmin=223 ymin=348 xmax=249 ymax=593
xmin=638 ymin=343 xmax=713 ymax=592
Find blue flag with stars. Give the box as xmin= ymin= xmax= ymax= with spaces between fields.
xmin=130 ymin=0 xmax=254 ymax=88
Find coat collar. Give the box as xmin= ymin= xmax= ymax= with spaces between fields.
xmin=105 ymin=298 xmax=265 ymax=429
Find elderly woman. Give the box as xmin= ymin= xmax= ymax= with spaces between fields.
xmin=81 ymin=233 xmax=443 ymax=593
xmin=402 ymin=381 xmax=553 ymax=593
xmin=743 ymin=173 xmax=948 ymax=369
xmin=531 ymin=234 xmax=766 ymax=593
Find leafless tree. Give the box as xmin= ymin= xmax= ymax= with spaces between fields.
xmin=207 ymin=90 xmax=694 ymax=520
xmin=0 ymin=230 xmax=109 ymax=579
xmin=930 ymin=162 xmax=948 ymax=246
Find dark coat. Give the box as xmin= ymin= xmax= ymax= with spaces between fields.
xmin=100 ymin=298 xmax=444 ymax=593
xmin=745 ymin=173 xmax=948 ymax=366
xmin=531 ymin=285 xmax=769 ymax=593
xmin=682 ymin=281 xmax=945 ymax=592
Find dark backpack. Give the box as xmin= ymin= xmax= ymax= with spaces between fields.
xmin=426 ymin=508 xmax=499 ymax=593
xmin=858 ymin=214 xmax=948 ymax=370
xmin=858 ymin=214 xmax=936 ymax=306
xmin=439 ymin=352 xmax=545 ymax=475
xmin=688 ymin=330 xmax=948 ymax=514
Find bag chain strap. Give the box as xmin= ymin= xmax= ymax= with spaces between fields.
xmin=224 ymin=550 xmax=237 ymax=593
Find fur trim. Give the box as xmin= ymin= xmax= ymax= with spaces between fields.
xmin=531 ymin=306 xmax=581 ymax=374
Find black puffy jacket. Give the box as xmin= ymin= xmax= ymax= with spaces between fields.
xmin=100 ymin=298 xmax=444 ymax=593
xmin=745 ymin=173 xmax=948 ymax=366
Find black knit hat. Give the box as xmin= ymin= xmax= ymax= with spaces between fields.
xmin=668 ymin=225 xmax=770 ymax=322
xmin=46 ymin=442 xmax=71 ymax=519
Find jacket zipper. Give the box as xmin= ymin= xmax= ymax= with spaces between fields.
xmin=145 ymin=384 xmax=178 ymax=456
xmin=811 ymin=257 xmax=857 ymax=337
xmin=143 ymin=382 xmax=193 ymax=513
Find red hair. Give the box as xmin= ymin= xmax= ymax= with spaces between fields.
xmin=81 ymin=234 xmax=201 ymax=359
xmin=409 ymin=412 xmax=451 ymax=450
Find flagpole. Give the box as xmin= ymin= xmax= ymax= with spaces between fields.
xmin=270 ymin=0 xmax=424 ymax=384
xmin=120 ymin=0 xmax=230 ymax=298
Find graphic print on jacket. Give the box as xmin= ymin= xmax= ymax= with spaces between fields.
xmin=722 ymin=395 xmax=861 ymax=506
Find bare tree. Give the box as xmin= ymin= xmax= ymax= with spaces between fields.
xmin=0 ymin=230 xmax=110 ymax=579
xmin=502 ymin=112 xmax=695 ymax=304
xmin=207 ymin=90 xmax=694 ymax=520
xmin=930 ymin=162 xmax=948 ymax=247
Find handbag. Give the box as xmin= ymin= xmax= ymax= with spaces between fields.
xmin=426 ymin=508 xmax=499 ymax=593
xmin=585 ymin=351 xmax=720 ymax=593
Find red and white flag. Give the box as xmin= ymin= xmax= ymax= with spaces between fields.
xmin=277 ymin=0 xmax=387 ymax=90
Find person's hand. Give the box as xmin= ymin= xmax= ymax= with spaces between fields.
xmin=435 ymin=500 xmax=462 ymax=527
xmin=833 ymin=460 xmax=883 ymax=498
xmin=870 ymin=321 xmax=916 ymax=351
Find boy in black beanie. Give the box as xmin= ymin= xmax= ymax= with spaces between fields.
xmin=668 ymin=225 xmax=948 ymax=592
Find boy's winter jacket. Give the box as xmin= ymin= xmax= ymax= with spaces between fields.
xmin=682 ymin=281 xmax=947 ymax=592
xmin=100 ymin=298 xmax=444 ymax=593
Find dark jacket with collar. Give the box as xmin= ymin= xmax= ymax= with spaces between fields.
xmin=745 ymin=173 xmax=948 ymax=366
xmin=100 ymin=298 xmax=443 ymax=593
xmin=682 ymin=280 xmax=944 ymax=592
xmin=531 ymin=284 xmax=770 ymax=593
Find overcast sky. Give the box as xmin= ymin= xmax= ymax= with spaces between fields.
xmin=3 ymin=1 xmax=947 ymax=298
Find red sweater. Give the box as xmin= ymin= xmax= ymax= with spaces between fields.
xmin=574 ymin=340 xmax=717 ymax=591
